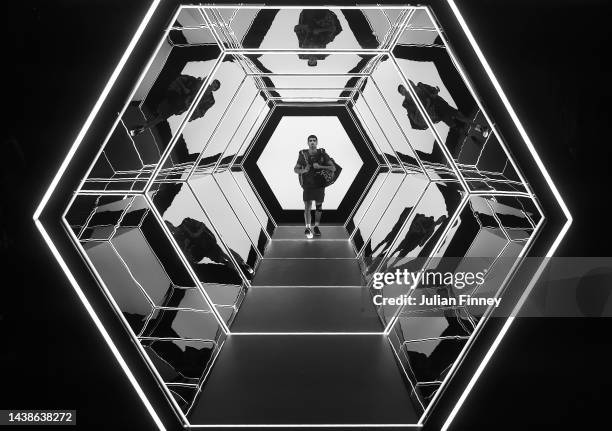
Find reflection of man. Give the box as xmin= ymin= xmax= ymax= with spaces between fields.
xmin=294 ymin=135 xmax=336 ymax=238
xmin=166 ymin=217 xmax=252 ymax=276
xmin=398 ymin=82 xmax=489 ymax=138
xmin=371 ymin=207 xmax=413 ymax=256
xmin=294 ymin=9 xmax=342 ymax=67
xmin=385 ymin=214 xmax=447 ymax=269
xmin=364 ymin=207 xmax=413 ymax=276
xmin=130 ymin=77 xmax=220 ymax=137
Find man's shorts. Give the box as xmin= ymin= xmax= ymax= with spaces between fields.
xmin=303 ymin=187 xmax=325 ymax=203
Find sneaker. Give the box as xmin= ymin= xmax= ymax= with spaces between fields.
xmin=129 ymin=126 xmax=144 ymax=137
xmin=305 ymin=227 xmax=313 ymax=239
xmin=313 ymin=226 xmax=321 ymax=237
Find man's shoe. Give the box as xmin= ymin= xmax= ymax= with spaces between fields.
xmin=313 ymin=226 xmax=321 ymax=237
xmin=129 ymin=126 xmax=144 ymax=137
xmin=305 ymin=227 xmax=314 ymax=239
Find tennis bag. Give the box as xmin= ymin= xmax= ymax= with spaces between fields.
xmin=299 ymin=149 xmax=342 ymax=188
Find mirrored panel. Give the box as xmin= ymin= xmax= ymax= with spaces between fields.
xmin=85 ymin=25 xmax=221 ymax=191
xmin=350 ymin=97 xmax=402 ymax=169
xmin=65 ymin=195 xmax=234 ymax=412
xmin=350 ymin=170 xmax=405 ymax=253
xmin=235 ymin=52 xmax=379 ymax=75
xmin=345 ymin=168 xmax=387 ymax=235
xmin=230 ymin=170 xmax=275 ymax=235
xmin=369 ymin=56 xmax=457 ymax=179
xmin=190 ymin=77 xmax=261 ymax=175
xmin=156 ymin=57 xmax=247 ymax=178
xmin=393 ymin=11 xmax=529 ymax=193
xmin=207 ymin=7 xmax=395 ymax=50
xmin=376 ymin=181 xmax=464 ymax=276
xmin=189 ymin=174 xmax=260 ymax=279
xmin=211 ymin=170 xmax=269 ymax=255
xmin=360 ymin=173 xmax=430 ymax=278
xmin=150 ymin=182 xmax=247 ymax=321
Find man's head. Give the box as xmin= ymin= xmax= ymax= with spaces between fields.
xmin=307 ymin=134 xmax=318 ymax=150
xmin=397 ymin=84 xmax=407 ymax=96
xmin=210 ymin=79 xmax=221 ymax=91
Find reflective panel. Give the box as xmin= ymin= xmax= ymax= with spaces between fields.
xmin=402 ymin=337 xmax=467 ymax=382
xmin=189 ymin=174 xmax=259 ymax=278
xmin=351 ymin=170 xmax=405 ymax=253
xmin=151 ymin=182 xmax=246 ymax=322
xmin=141 ymin=309 xmax=222 ymax=341
xmin=345 ymin=169 xmax=387 ymax=235
xmin=230 ymin=170 xmax=275 ymax=235
xmin=172 ymin=8 xmax=207 ymax=29
xmin=393 ymin=13 xmax=528 ymax=193
xmin=142 ymin=339 xmax=215 ymax=385
xmin=83 ymin=240 xmax=153 ymax=334
xmin=161 ymin=58 xmax=247 ymax=174
xmin=213 ymin=170 xmax=269 ymax=254
xmin=361 ymin=173 xmax=430 ymax=277
xmin=208 ymin=8 xmax=394 ymax=50
xmin=369 ymin=57 xmax=456 ymax=178
xmin=85 ymin=25 xmax=221 ymax=191
xmin=377 ymin=181 xmax=464 ymax=275
xmin=236 ymin=52 xmax=379 ymax=75
xmin=191 ymin=78 xmax=260 ymax=175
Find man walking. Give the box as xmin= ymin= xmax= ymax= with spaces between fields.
xmin=294 ymin=135 xmax=336 ymax=238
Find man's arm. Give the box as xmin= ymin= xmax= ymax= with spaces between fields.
xmin=313 ymin=162 xmax=335 ymax=172
xmin=313 ymin=153 xmax=335 ymax=172
xmin=294 ymin=164 xmax=310 ymax=174
xmin=294 ymin=152 xmax=310 ymax=174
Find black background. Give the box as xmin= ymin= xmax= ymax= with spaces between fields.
xmin=1 ymin=0 xmax=611 ymax=429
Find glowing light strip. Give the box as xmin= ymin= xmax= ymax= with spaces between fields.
xmin=33 ymin=0 xmax=161 ymax=220
xmin=32 ymin=1 xmax=169 ymax=429
xmin=190 ymin=424 xmax=419 ymax=428
xmin=35 ymin=220 xmax=166 ymax=431
xmin=440 ymin=1 xmax=573 ymax=429
xmin=230 ymin=332 xmax=384 ymax=336
xmin=420 ymin=217 xmax=542 ymax=425
xmin=202 ymin=5 xmax=419 ymax=10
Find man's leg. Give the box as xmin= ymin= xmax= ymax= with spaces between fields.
xmin=304 ymin=200 xmax=314 ymax=239
xmin=304 ymin=200 xmax=312 ymax=227
xmin=314 ymin=202 xmax=323 ymax=226
xmin=313 ymin=201 xmax=323 ymax=236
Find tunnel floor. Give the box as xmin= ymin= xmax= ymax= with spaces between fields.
xmin=230 ymin=224 xmax=383 ymax=333
xmin=189 ymin=335 xmax=420 ymax=426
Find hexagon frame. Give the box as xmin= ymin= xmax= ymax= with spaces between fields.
xmin=242 ymin=104 xmax=379 ymax=224
xmin=34 ymin=2 xmax=572 ymax=430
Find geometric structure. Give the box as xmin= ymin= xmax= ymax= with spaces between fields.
xmin=34 ymin=3 xmax=571 ymax=430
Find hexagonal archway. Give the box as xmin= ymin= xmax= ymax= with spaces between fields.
xmin=36 ymin=3 xmax=571 ymax=430
xmin=242 ymin=104 xmax=378 ymax=223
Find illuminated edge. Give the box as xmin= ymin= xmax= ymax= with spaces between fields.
xmin=32 ymin=2 xmax=572 ymax=430
xmin=440 ymin=1 xmax=573 ymax=429
xmin=32 ymin=3 xmax=166 ymax=430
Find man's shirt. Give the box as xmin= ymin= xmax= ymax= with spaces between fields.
xmin=296 ymin=149 xmax=331 ymax=189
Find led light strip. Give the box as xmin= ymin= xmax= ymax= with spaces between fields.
xmin=33 ymin=2 xmax=572 ymax=429
xmin=440 ymin=1 xmax=572 ymax=429
xmin=33 ymin=1 xmax=168 ymax=429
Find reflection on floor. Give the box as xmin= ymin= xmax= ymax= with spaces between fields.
xmin=230 ymin=224 xmax=382 ymax=333
xmin=190 ymin=335 xmax=420 ymax=426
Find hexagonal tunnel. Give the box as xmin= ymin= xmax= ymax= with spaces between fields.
xmin=48 ymin=4 xmax=567 ymax=430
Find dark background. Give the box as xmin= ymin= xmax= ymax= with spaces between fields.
xmin=1 ymin=0 xmax=610 ymax=429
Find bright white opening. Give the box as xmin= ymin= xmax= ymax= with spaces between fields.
xmin=257 ymin=116 xmax=363 ymax=210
